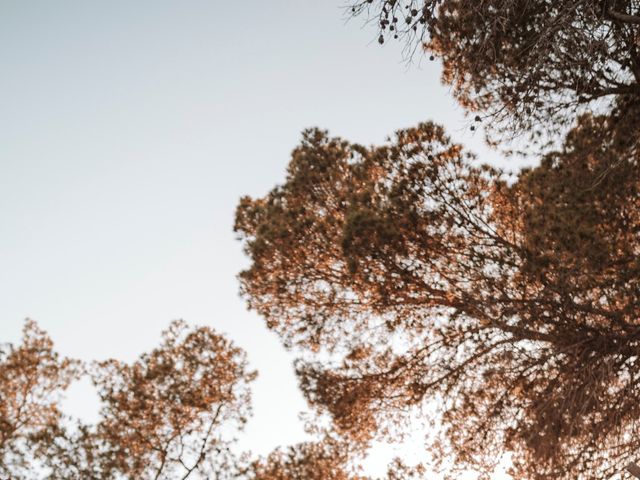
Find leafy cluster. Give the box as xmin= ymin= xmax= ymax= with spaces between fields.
xmin=0 ymin=321 xmax=426 ymax=479
xmin=350 ymin=0 xmax=640 ymax=148
xmin=234 ymin=3 xmax=640 ymax=478
xmin=0 ymin=321 xmax=81 ymax=479
xmin=236 ymin=116 xmax=640 ymax=479
xmin=0 ymin=321 xmax=255 ymax=480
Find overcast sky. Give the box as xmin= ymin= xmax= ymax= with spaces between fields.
xmin=0 ymin=1 xmax=509 ymax=476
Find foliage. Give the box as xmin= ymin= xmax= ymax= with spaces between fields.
xmin=0 ymin=321 xmax=417 ymax=480
xmin=88 ymin=320 xmax=256 ymax=479
xmin=0 ymin=321 xmax=256 ymax=480
xmin=248 ymin=436 xmax=426 ymax=480
xmin=349 ymin=0 xmax=640 ymax=147
xmin=0 ymin=321 xmax=81 ymax=479
xmin=248 ymin=437 xmax=362 ymax=480
xmin=235 ymin=119 xmax=640 ymax=479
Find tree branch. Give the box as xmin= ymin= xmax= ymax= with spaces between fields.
xmin=626 ymin=462 xmax=640 ymax=478
xmin=606 ymin=8 xmax=640 ymax=25
xmin=180 ymin=403 xmax=225 ymax=480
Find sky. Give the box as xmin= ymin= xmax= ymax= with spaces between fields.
xmin=0 ymin=1 xmax=508 ymax=476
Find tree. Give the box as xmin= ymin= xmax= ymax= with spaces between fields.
xmin=1 ymin=320 xmax=423 ymax=480
xmin=348 ymin=0 xmax=640 ymax=148
xmin=235 ymin=118 xmax=640 ymax=479
xmin=86 ymin=320 xmax=257 ymax=480
xmin=248 ymin=437 xmax=426 ymax=480
xmin=0 ymin=320 xmax=257 ymax=480
xmin=0 ymin=320 xmax=81 ymax=479
xmin=248 ymin=437 xmax=363 ymax=480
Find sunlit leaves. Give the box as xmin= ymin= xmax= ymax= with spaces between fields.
xmin=0 ymin=321 xmax=81 ymax=480
xmin=236 ymin=119 xmax=640 ymax=479
xmin=349 ymin=0 xmax=640 ymax=150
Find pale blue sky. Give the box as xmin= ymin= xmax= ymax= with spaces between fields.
xmin=0 ymin=0 xmax=504 ymax=475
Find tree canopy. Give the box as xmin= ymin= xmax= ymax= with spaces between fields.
xmin=235 ymin=117 xmax=640 ymax=479
xmin=0 ymin=321 xmax=421 ymax=480
xmin=0 ymin=321 xmax=256 ymax=480
xmin=349 ymin=0 xmax=640 ymax=148
xmin=249 ymin=437 xmax=426 ymax=480
xmin=0 ymin=321 xmax=81 ymax=479
xmin=86 ymin=320 xmax=256 ymax=480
